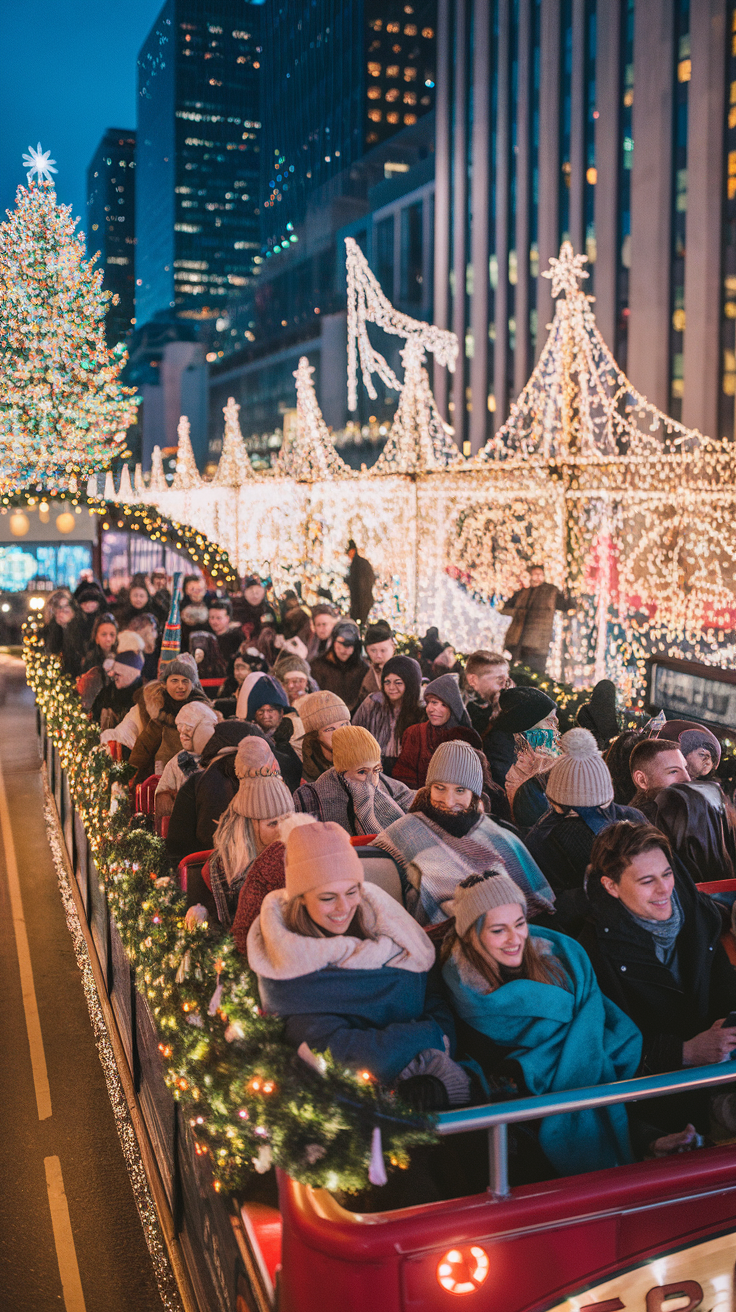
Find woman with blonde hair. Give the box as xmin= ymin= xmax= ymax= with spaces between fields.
xmin=208 ymin=737 xmax=295 ymax=925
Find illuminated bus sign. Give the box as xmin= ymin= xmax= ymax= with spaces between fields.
xmin=547 ymin=1226 xmax=734 ymax=1312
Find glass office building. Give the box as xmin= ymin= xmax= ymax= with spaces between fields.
xmin=86 ymin=129 xmax=137 ymax=345
xmin=135 ymin=0 xmax=263 ymax=328
xmin=434 ymin=0 xmax=729 ymax=452
xmin=259 ymin=0 xmax=436 ymax=257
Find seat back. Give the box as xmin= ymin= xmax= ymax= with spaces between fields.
xmin=108 ymin=739 xmax=124 ymax=762
xmin=157 ymin=814 xmax=170 ymax=839
xmin=177 ymin=849 xmax=215 ymax=913
xmin=135 ymin=773 xmax=159 ymax=815
xmin=356 ymin=845 xmax=403 ymax=903
xmin=350 ymin=834 xmax=377 ymax=847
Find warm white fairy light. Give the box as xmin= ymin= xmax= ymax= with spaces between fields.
xmin=276 ymin=358 xmax=352 ymax=481
xmin=212 ymin=397 xmax=252 ymax=487
xmin=372 ymin=339 xmax=463 ymax=475
xmin=171 ymin=415 xmax=202 ymax=490
xmin=345 ymin=235 xmax=458 ymax=411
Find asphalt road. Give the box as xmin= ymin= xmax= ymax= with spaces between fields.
xmin=0 ymin=664 xmax=163 ymax=1311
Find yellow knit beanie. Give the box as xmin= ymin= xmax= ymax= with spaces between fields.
xmin=332 ymin=725 xmax=381 ymax=772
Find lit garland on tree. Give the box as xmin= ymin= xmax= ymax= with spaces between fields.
xmin=0 ymin=147 xmax=137 ymax=494
xmin=26 ymin=630 xmax=435 ymax=1193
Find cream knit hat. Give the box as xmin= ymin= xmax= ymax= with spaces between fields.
xmin=232 ymin=737 xmax=294 ymax=819
xmin=332 ymin=725 xmax=381 ymax=772
xmin=545 ymin=727 xmax=614 ymax=808
xmin=284 ymin=820 xmax=364 ymax=898
xmin=452 ymin=870 xmax=527 ymax=938
xmin=298 ymin=690 xmax=350 ymax=735
xmin=425 ymin=740 xmax=483 ymax=795
xmin=175 ymin=702 xmax=219 ymax=754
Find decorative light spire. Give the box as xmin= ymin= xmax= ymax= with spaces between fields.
xmin=372 ymin=340 xmax=463 ymax=475
xmin=277 ymin=358 xmax=351 ymax=481
xmin=171 ymin=415 xmax=203 ymax=489
xmin=212 ymin=396 xmax=252 ymax=486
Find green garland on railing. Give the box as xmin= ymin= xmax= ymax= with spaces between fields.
xmin=26 ymin=628 xmax=435 ymax=1194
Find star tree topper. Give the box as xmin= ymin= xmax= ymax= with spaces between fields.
xmin=22 ymin=143 xmax=58 ymax=186
xmin=542 ymin=241 xmax=589 ymax=299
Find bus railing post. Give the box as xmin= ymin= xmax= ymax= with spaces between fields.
xmin=488 ymin=1121 xmax=509 ymax=1199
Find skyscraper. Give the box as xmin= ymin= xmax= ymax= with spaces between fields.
xmin=86 ymin=129 xmax=137 ymax=345
xmin=433 ymin=0 xmax=729 ymax=453
xmin=259 ymin=0 xmax=436 ymax=256
xmin=135 ymin=0 xmax=262 ymax=329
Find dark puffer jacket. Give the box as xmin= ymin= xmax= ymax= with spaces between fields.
xmin=578 ymin=861 xmax=736 ymax=1074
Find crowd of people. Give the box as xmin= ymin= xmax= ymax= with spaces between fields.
xmin=40 ymin=556 xmax=736 ymax=1188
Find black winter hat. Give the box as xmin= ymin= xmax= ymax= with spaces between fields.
xmin=492 ymin=686 xmax=557 ymax=735
xmin=576 ymin=679 xmax=619 ymax=748
xmin=364 ymin=621 xmax=394 ymax=646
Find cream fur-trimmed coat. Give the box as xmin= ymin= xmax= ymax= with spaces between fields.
xmin=246 ymin=882 xmax=435 ymax=980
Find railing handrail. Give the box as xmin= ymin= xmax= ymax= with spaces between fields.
xmin=436 ymin=1060 xmax=736 ymax=1136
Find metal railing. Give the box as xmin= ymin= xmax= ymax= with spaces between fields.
xmin=436 ymin=1061 xmax=736 ymax=1199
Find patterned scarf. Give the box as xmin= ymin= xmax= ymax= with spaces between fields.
xmin=347 ymin=777 xmax=407 ymax=834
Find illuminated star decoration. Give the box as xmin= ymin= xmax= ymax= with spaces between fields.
xmin=541 ymin=240 xmax=589 ymax=299
xmin=22 ymin=143 xmax=58 ymax=186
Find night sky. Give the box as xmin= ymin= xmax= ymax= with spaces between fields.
xmin=0 ymin=0 xmax=163 ymax=237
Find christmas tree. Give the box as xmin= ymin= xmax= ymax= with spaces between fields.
xmin=171 ymin=415 xmax=202 ymax=489
xmin=0 ymin=147 xmax=137 ymax=493
xmin=212 ymin=396 xmax=252 ymax=486
xmin=372 ymin=339 xmax=463 ymax=474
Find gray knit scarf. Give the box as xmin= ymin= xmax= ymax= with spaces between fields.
xmin=627 ymin=888 xmax=683 ymax=981
xmin=346 ymin=777 xmax=406 ymax=834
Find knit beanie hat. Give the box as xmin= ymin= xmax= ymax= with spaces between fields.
xmin=246 ymin=674 xmax=289 ymax=718
xmin=452 ymin=871 xmax=527 ymax=938
xmin=331 ymin=620 xmax=361 ymax=649
xmin=424 ymin=673 xmax=471 ymax=728
xmin=161 ymin=652 xmax=201 ymax=687
xmin=381 ymin=654 xmax=422 ymax=700
xmin=493 ymin=686 xmax=557 ymax=735
xmin=576 ymin=679 xmax=619 ymax=747
xmin=426 ymin=740 xmax=483 ymax=795
xmin=77 ymin=584 xmax=105 ymax=606
xmin=545 ymin=728 xmax=614 ymax=808
xmin=285 ymin=820 xmax=363 ymax=898
xmin=272 ymin=653 xmax=311 ymax=681
xmin=332 ymin=725 xmax=381 ymax=772
xmin=232 ymin=737 xmax=294 ymax=819
xmin=658 ymin=719 xmax=721 ymax=767
xmin=364 ymin=621 xmax=394 ymax=647
xmin=112 ymin=630 xmax=144 ymax=672
xmin=298 ymin=690 xmax=351 ymax=735
xmin=175 ymin=702 xmax=218 ymax=754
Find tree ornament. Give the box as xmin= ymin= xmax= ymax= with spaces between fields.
xmin=0 ymin=151 xmax=137 ymax=493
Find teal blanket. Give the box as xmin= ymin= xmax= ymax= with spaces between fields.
xmin=442 ymin=928 xmax=642 ymax=1175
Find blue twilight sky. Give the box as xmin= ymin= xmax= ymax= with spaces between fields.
xmin=0 ymin=0 xmax=163 ymax=237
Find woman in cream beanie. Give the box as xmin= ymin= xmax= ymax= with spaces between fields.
xmin=293 ymin=725 xmax=416 ymax=836
xmin=208 ymin=737 xmax=295 ymax=925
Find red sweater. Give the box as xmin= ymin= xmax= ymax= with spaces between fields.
xmin=392 ymin=723 xmax=483 ymax=789
xmin=232 ymin=841 xmax=286 ymax=955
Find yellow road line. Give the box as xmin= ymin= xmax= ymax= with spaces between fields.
xmin=44 ymin=1156 xmax=87 ymax=1312
xmin=0 ymin=750 xmax=52 ymax=1119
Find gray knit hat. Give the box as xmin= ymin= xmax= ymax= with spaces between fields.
xmin=161 ymin=652 xmax=202 ymax=688
xmin=545 ymin=727 xmax=614 ymax=808
xmin=452 ymin=871 xmax=527 ymax=938
xmin=426 ymin=740 xmax=483 ymax=795
xmin=424 ymin=673 xmax=472 ymax=728
xmin=297 ymin=690 xmax=350 ymax=735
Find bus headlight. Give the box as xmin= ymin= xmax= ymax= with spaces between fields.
xmin=29 ymin=598 xmax=44 ymax=610
xmin=436 ymin=1246 xmax=490 ymax=1295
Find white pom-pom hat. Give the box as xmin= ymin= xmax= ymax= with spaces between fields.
xmin=545 ymin=727 xmax=614 ymax=808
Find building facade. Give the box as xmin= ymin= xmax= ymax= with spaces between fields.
xmin=135 ymin=0 xmax=263 ymax=329
xmin=433 ymin=0 xmax=731 ymax=453
xmin=86 ymin=129 xmax=137 ymax=346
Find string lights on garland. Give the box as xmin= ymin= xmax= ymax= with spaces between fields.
xmin=87 ymin=497 xmax=239 ymax=587
xmin=26 ymin=632 xmax=435 ymax=1194
xmin=0 ymin=152 xmax=137 ymax=494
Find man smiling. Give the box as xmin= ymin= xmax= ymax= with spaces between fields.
xmin=580 ymin=821 xmax=736 ymax=1084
